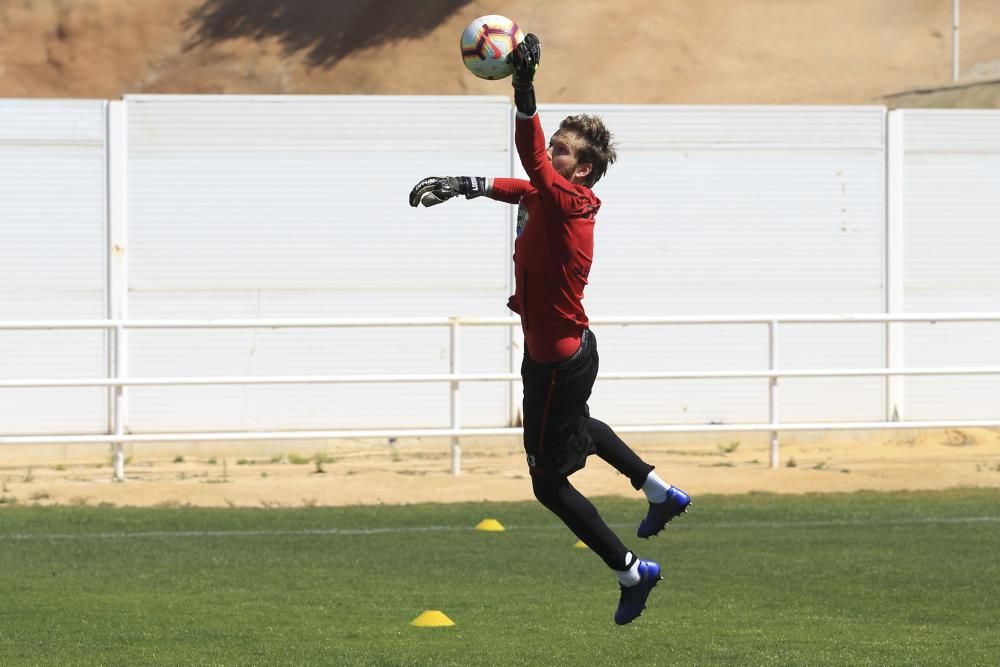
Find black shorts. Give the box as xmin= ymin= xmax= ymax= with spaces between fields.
xmin=521 ymin=329 xmax=599 ymax=478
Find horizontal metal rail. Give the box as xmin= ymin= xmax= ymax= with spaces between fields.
xmin=3 ymin=419 xmax=1000 ymax=447
xmin=2 ymin=312 xmax=999 ymax=329
xmin=4 ymin=366 xmax=1000 ymax=389
xmin=3 ymin=313 xmax=1000 ymax=476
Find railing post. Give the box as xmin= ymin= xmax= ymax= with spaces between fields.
xmin=768 ymin=320 xmax=780 ymax=469
xmin=107 ymin=99 xmax=128 ymax=482
xmin=449 ymin=318 xmax=461 ymax=475
xmin=952 ymin=0 xmax=960 ymax=82
xmin=885 ymin=110 xmax=906 ymax=421
xmin=112 ymin=323 xmax=127 ymax=481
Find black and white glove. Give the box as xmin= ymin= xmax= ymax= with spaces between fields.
xmin=408 ymin=176 xmax=489 ymax=208
xmin=507 ymin=33 xmax=541 ymax=116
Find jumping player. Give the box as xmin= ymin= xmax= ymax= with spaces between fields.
xmin=408 ymin=33 xmax=690 ymax=625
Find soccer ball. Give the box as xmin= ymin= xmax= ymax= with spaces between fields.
xmin=460 ymin=15 xmax=524 ymax=80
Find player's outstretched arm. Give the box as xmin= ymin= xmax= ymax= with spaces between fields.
xmin=508 ymin=33 xmax=541 ymax=116
xmin=408 ymin=176 xmax=490 ymax=208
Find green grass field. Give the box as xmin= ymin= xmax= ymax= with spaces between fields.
xmin=1 ymin=489 xmax=998 ymax=666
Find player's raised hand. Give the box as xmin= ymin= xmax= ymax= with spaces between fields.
xmin=508 ymin=33 xmax=540 ymax=116
xmin=508 ymin=33 xmax=541 ymax=88
xmin=408 ymin=176 xmax=488 ymax=207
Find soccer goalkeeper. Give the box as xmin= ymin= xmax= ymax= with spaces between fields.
xmin=408 ymin=33 xmax=690 ymax=625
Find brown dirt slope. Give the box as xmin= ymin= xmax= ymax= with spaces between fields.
xmin=2 ymin=0 xmax=1000 ymax=106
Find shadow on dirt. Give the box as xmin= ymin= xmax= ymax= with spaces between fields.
xmin=184 ymin=0 xmax=475 ymax=67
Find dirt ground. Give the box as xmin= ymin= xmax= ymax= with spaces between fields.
xmin=2 ymin=429 xmax=999 ymax=508
xmin=3 ymin=3 xmax=1000 ymax=508
xmin=1 ymin=0 xmax=1000 ymax=106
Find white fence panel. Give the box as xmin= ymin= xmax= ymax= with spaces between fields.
xmin=124 ymin=95 xmax=513 ymax=432
xmin=3 ymin=98 xmax=1000 ymax=447
xmin=528 ymin=105 xmax=888 ymax=425
xmin=0 ymin=100 xmax=108 ymax=435
xmin=899 ymin=109 xmax=1000 ymax=420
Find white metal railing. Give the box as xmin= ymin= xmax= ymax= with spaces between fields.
xmin=3 ymin=314 xmax=1000 ymax=480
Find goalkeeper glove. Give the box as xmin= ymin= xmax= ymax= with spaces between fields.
xmin=408 ymin=176 xmax=489 ymax=208
xmin=508 ymin=33 xmax=541 ymax=116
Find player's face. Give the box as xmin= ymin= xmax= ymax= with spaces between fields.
xmin=547 ymin=131 xmax=592 ymax=185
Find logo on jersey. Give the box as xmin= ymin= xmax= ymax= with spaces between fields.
xmin=516 ymin=202 xmax=529 ymax=238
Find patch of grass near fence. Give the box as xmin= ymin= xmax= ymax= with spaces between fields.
xmin=0 ymin=489 xmax=998 ymax=665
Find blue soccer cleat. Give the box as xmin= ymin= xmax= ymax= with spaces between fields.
xmin=614 ymin=559 xmax=662 ymax=625
xmin=637 ymin=486 xmax=691 ymax=538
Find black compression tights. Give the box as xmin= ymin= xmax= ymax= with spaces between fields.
xmin=529 ymin=419 xmax=655 ymax=571
xmin=588 ymin=418 xmax=655 ymax=490
xmin=531 ymin=474 xmax=629 ymax=570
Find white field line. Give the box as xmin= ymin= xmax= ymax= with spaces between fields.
xmin=1 ymin=515 xmax=998 ymax=542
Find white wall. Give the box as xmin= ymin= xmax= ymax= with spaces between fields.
xmin=0 ymin=100 xmax=109 ymax=435
xmin=529 ymin=105 xmax=888 ymax=425
xmin=1 ymin=97 xmax=999 ymax=438
xmin=898 ymin=110 xmax=1000 ymax=420
xmin=124 ymin=95 xmax=514 ymax=431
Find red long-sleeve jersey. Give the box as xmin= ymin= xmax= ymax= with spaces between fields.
xmin=491 ymin=114 xmax=601 ymax=363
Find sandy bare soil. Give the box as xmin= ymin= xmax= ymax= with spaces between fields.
xmin=2 ymin=429 xmax=999 ymax=508
xmin=2 ymin=3 xmax=1000 ymax=508
xmin=1 ymin=0 xmax=999 ymax=106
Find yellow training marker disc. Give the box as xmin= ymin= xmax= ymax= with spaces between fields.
xmin=410 ymin=610 xmax=455 ymax=627
xmin=475 ymin=518 xmax=505 ymax=532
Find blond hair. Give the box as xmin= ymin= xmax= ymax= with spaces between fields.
xmin=558 ymin=114 xmax=617 ymax=187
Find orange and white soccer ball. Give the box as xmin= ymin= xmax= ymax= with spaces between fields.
xmin=460 ymin=15 xmax=525 ymax=80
